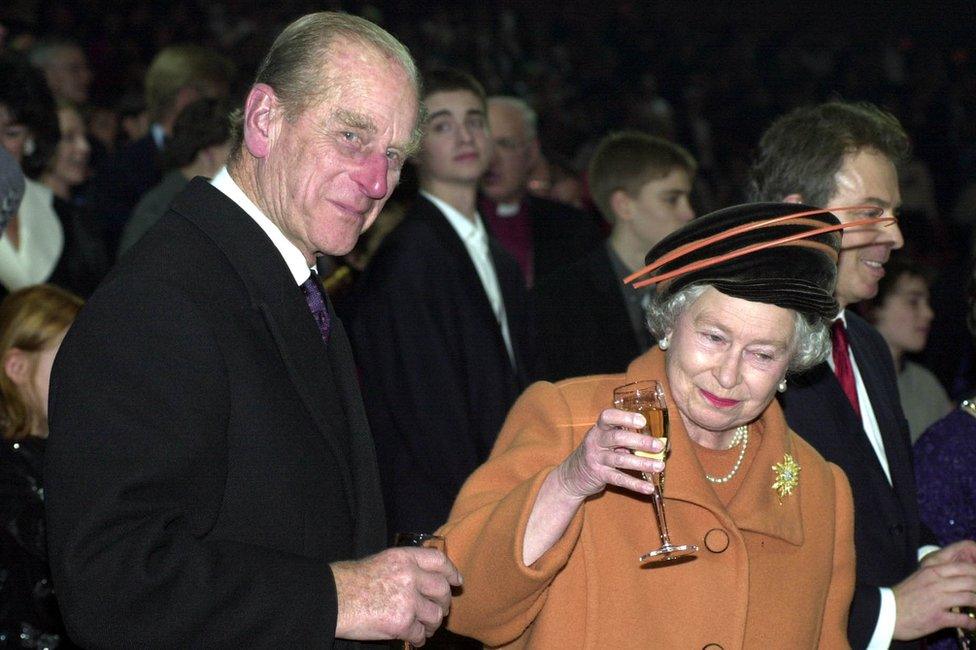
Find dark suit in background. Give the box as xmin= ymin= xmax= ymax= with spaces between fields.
xmin=533 ymin=243 xmax=648 ymax=381
xmin=480 ymin=195 xmax=603 ymax=287
xmin=349 ymin=195 xmax=534 ymax=534
xmin=46 ymin=179 xmax=385 ymax=648
xmin=780 ymin=309 xmax=925 ymax=649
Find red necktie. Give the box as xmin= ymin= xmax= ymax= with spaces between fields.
xmin=831 ymin=320 xmax=860 ymax=417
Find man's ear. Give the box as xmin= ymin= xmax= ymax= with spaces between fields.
xmin=783 ymin=193 xmax=805 ymax=204
xmin=242 ymin=83 xmax=279 ymax=159
xmin=3 ymin=348 xmax=31 ymax=387
xmin=610 ymin=189 xmax=634 ymax=223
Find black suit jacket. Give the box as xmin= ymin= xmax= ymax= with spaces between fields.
xmin=348 ymin=195 xmax=534 ymax=535
xmin=533 ymin=244 xmax=646 ymax=380
xmin=780 ymin=310 xmax=923 ymax=649
xmin=45 ymin=178 xmax=385 ymax=648
xmin=482 ymin=195 xmax=603 ymax=286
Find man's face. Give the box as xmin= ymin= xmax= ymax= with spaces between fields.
xmin=619 ymin=167 xmax=695 ymax=250
xmin=45 ymin=47 xmax=92 ymax=106
xmin=825 ymin=148 xmax=903 ymax=309
xmin=414 ymin=90 xmax=491 ymax=187
xmin=256 ymin=41 xmax=419 ymax=262
xmin=480 ymin=101 xmax=535 ymax=204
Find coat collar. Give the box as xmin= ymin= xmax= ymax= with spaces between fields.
xmin=624 ymin=348 xmax=804 ymax=546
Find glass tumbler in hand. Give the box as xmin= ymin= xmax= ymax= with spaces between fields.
xmin=613 ymin=380 xmax=698 ymax=563
xmin=392 ymin=533 xmax=447 ymax=649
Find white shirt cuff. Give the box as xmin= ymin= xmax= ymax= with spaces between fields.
xmin=866 ymin=587 xmax=897 ymax=650
xmin=918 ymin=544 xmax=940 ymax=562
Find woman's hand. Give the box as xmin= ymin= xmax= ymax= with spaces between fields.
xmin=554 ymin=408 xmax=665 ymax=501
xmin=523 ymin=408 xmax=665 ymax=566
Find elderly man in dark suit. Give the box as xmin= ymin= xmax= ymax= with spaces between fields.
xmin=533 ymin=131 xmax=696 ymax=381
xmin=349 ymin=70 xmax=534 ymax=538
xmin=752 ymin=101 xmax=976 ymax=649
xmin=44 ymin=13 xmax=460 ymax=648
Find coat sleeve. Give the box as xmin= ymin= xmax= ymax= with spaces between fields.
xmin=44 ymin=278 xmax=338 ymax=649
xmin=823 ymin=463 xmax=857 ymax=649
xmin=437 ymin=381 xmax=587 ymax=647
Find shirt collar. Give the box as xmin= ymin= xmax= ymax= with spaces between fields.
xmin=421 ymin=191 xmax=488 ymax=249
xmin=834 ymin=309 xmax=849 ymax=327
xmin=210 ymin=167 xmax=312 ymax=285
xmin=150 ymin=123 xmax=167 ymax=150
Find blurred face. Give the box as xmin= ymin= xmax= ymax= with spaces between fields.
xmin=255 ymin=40 xmax=419 ymax=262
xmin=826 ymin=148 xmax=903 ymax=309
xmin=873 ymin=273 xmax=933 ymax=355
xmin=481 ymin=101 xmax=534 ymax=204
xmin=666 ymin=287 xmax=794 ymax=444
xmin=51 ymin=106 xmax=90 ymax=187
xmin=619 ymin=167 xmax=695 ymax=249
xmin=415 ymin=89 xmax=491 ymax=187
xmin=0 ymin=104 xmax=30 ymax=164
xmin=44 ymin=46 xmax=92 ymax=105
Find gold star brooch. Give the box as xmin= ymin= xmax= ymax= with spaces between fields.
xmin=771 ymin=453 xmax=801 ymax=498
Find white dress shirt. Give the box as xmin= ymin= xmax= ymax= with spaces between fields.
xmin=210 ymin=167 xmax=312 ymax=285
xmin=0 ymin=179 xmax=63 ymax=291
xmin=421 ymin=191 xmax=515 ymax=366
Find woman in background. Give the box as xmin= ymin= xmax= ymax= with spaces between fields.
xmin=0 ymin=284 xmax=82 ymax=648
xmin=860 ymin=254 xmax=952 ymax=442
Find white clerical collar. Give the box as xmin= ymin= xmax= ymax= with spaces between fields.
xmin=210 ymin=167 xmax=312 ymax=284
xmin=421 ymin=191 xmax=488 ymax=248
xmin=495 ymin=201 xmax=521 ymax=217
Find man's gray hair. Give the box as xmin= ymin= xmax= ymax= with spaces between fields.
xmin=229 ymin=11 xmax=421 ymax=161
xmin=645 ymin=284 xmax=831 ymax=374
xmin=488 ymin=95 xmax=538 ymax=139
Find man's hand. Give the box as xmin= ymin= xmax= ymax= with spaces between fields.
xmin=892 ymin=545 xmax=976 ymax=641
xmin=331 ymin=547 xmax=462 ymax=646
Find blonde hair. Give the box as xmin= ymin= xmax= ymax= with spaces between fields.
xmin=0 ymin=285 xmax=83 ymax=440
xmin=145 ymin=44 xmax=234 ymax=122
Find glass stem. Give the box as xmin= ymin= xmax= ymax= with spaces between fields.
xmin=649 ymin=471 xmax=673 ymax=547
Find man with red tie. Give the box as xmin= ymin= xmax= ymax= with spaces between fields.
xmin=751 ymin=101 xmax=976 ymax=649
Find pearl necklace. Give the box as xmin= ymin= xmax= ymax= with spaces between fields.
xmin=705 ymin=425 xmax=749 ymax=484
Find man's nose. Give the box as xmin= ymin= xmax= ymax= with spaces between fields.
xmin=352 ymin=153 xmax=389 ymax=200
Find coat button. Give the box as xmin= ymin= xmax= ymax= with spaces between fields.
xmin=703 ymin=644 xmax=724 ymax=650
xmin=704 ymin=528 xmax=730 ymax=553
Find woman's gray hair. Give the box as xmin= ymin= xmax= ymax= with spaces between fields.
xmin=645 ymin=283 xmax=831 ymax=374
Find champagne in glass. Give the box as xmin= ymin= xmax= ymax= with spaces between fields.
xmin=392 ymin=533 xmax=446 ymax=650
xmin=613 ymin=380 xmax=697 ymax=563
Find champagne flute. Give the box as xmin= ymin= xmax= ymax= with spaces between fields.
xmin=392 ymin=532 xmax=446 ymax=650
xmin=613 ymin=380 xmax=698 ymax=563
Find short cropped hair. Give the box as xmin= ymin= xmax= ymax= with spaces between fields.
xmin=228 ymin=12 xmax=420 ymax=161
xmin=162 ymin=98 xmax=232 ymax=170
xmin=422 ymin=68 xmax=486 ymax=109
xmin=27 ymin=38 xmax=82 ymax=70
xmin=145 ymin=45 xmax=234 ymax=123
xmin=749 ymin=101 xmax=910 ymax=207
xmin=0 ymin=284 xmax=83 ymax=440
xmin=588 ymin=131 xmax=696 ymax=224
xmin=487 ymin=96 xmax=537 ymax=138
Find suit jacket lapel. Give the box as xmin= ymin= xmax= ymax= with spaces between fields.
xmin=170 ymin=179 xmax=358 ymax=518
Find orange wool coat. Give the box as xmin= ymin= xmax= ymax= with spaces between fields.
xmin=438 ymin=348 xmax=855 ymax=649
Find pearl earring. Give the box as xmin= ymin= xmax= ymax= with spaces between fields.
xmin=658 ymin=337 xmax=670 ymax=351
xmin=777 ymin=378 xmax=788 ymax=393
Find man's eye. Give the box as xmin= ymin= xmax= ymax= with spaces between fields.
xmin=342 ymin=131 xmax=358 ymax=142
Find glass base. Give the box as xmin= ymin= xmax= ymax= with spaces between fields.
xmin=639 ymin=542 xmax=698 ymax=564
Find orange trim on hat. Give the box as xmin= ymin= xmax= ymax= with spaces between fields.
xmin=625 ymin=205 xmax=893 ymax=290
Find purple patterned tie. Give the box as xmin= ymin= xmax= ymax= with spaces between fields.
xmin=300 ymin=272 xmax=330 ymax=344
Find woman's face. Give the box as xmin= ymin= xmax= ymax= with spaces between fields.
xmin=0 ymin=103 xmax=30 ymax=164
xmin=873 ymin=273 xmax=933 ymax=355
xmin=51 ymin=106 xmax=90 ymax=187
xmin=666 ymin=287 xmax=794 ymax=444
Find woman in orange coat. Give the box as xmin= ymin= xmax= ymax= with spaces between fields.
xmin=439 ymin=202 xmax=865 ymax=649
